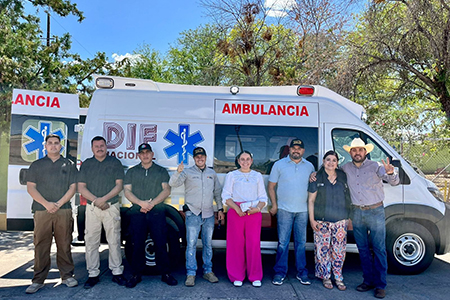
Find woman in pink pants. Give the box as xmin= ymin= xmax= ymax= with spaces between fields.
xmin=221 ymin=151 xmax=268 ymax=287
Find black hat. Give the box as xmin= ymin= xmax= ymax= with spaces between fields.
xmin=138 ymin=143 xmax=152 ymax=153
xmin=290 ymin=139 xmax=304 ymax=148
xmin=193 ymin=147 xmax=207 ymax=157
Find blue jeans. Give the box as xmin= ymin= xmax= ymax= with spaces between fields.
xmin=185 ymin=211 xmax=215 ymax=276
xmin=352 ymin=205 xmax=387 ymax=289
xmin=273 ymin=209 xmax=308 ymax=277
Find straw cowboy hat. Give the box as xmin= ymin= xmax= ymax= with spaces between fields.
xmin=343 ymin=138 xmax=374 ymax=153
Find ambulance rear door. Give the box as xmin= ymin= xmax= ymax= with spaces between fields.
xmin=7 ymin=89 xmax=79 ymax=230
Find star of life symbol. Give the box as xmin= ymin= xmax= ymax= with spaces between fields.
xmin=164 ymin=124 xmax=204 ymax=164
xmin=22 ymin=120 xmax=66 ymax=161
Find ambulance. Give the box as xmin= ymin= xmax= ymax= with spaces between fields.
xmin=8 ymin=75 xmax=450 ymax=275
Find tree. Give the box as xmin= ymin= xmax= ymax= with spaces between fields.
xmin=285 ymin=0 xmax=360 ymax=93
xmin=348 ymin=0 xmax=450 ymax=121
xmin=0 ymin=0 xmax=110 ymax=130
xmin=200 ymin=0 xmax=300 ymax=86
xmin=109 ymin=44 xmax=172 ymax=83
xmin=167 ymin=24 xmax=225 ymax=85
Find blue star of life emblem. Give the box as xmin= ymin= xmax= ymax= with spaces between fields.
xmin=23 ymin=121 xmax=66 ymax=159
xmin=164 ymin=124 xmax=204 ymax=164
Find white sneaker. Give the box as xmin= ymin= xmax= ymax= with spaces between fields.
xmin=252 ymin=280 xmax=262 ymax=287
xmin=233 ymin=280 xmax=243 ymax=287
xmin=26 ymin=283 xmax=44 ymax=294
xmin=62 ymin=277 xmax=78 ymax=287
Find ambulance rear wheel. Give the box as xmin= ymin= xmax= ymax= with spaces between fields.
xmin=386 ymin=221 xmax=435 ymax=274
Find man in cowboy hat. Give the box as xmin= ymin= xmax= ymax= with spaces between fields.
xmin=341 ymin=138 xmax=399 ymax=299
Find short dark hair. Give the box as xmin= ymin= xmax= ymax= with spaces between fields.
xmin=45 ymin=134 xmax=61 ymax=142
xmin=323 ymin=150 xmax=339 ymax=161
xmin=91 ymin=136 xmax=106 ymax=146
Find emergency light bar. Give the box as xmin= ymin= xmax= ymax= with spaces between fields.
xmin=297 ymin=85 xmax=314 ymax=96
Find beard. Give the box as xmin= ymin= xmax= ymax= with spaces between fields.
xmin=290 ymin=153 xmax=302 ymax=160
xmin=352 ymin=154 xmax=365 ymax=163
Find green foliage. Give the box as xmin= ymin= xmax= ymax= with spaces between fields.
xmin=0 ymin=0 xmax=111 ymax=131
xmin=109 ymin=44 xmax=172 ymax=83
xmin=167 ymin=24 xmax=224 ymax=85
xmin=348 ymin=0 xmax=450 ymax=121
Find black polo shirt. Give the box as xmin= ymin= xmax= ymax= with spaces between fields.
xmin=27 ymin=156 xmax=77 ymax=212
xmin=78 ymin=155 xmax=124 ymax=204
xmin=124 ymin=162 xmax=169 ymax=211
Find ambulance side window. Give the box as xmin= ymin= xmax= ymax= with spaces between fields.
xmin=331 ymin=129 xmax=391 ymax=166
xmin=214 ymin=125 xmax=318 ymax=174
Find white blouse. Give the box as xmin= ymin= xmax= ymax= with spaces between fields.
xmin=221 ymin=169 xmax=268 ymax=206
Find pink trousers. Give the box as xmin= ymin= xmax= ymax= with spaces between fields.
xmin=226 ymin=207 xmax=262 ymax=282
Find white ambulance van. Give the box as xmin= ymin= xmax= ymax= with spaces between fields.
xmin=76 ymin=75 xmax=450 ymax=275
xmin=8 ymin=76 xmax=449 ymax=275
xmin=7 ymin=89 xmax=80 ymax=230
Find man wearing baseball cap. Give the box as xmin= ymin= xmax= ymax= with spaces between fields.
xmin=341 ymin=138 xmax=399 ymax=299
xmin=268 ymin=138 xmax=315 ymax=286
xmin=169 ymin=147 xmax=224 ymax=287
xmin=123 ymin=143 xmax=177 ymax=288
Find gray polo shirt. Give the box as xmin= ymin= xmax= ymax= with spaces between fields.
xmin=169 ymin=165 xmax=223 ymax=218
xmin=269 ymin=156 xmax=314 ymax=213
xmin=341 ymin=158 xmax=399 ymax=206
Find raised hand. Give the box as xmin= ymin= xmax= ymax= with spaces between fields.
xmin=177 ymin=161 xmax=184 ymax=173
xmin=381 ymin=157 xmax=395 ymax=175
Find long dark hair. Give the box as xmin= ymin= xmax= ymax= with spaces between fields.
xmin=235 ymin=150 xmax=253 ymax=169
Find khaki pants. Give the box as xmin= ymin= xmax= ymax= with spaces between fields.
xmin=85 ymin=202 xmax=123 ymax=277
xmin=33 ymin=209 xmax=74 ymax=284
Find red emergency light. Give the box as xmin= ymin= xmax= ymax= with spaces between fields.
xmin=297 ymin=85 xmax=315 ymax=96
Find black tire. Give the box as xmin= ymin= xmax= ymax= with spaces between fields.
xmin=386 ymin=220 xmax=435 ymax=275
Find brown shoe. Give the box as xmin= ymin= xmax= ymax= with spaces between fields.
xmin=203 ymin=272 xmax=219 ymax=283
xmin=356 ymin=282 xmax=374 ymax=292
xmin=374 ymin=288 xmax=386 ymax=299
xmin=185 ymin=275 xmax=195 ymax=287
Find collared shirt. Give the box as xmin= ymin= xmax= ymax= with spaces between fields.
xmin=221 ymin=170 xmax=268 ymax=206
xmin=124 ymin=162 xmax=169 ymax=211
xmin=341 ymin=158 xmax=399 ymax=206
xmin=78 ymin=155 xmax=124 ymax=204
xmin=169 ymin=165 xmax=223 ymax=218
xmin=27 ymin=155 xmax=77 ymax=212
xmin=269 ymin=156 xmax=314 ymax=213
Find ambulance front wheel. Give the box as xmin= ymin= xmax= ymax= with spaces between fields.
xmin=386 ymin=221 xmax=435 ymax=274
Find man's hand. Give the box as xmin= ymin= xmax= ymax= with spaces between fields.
xmin=177 ymin=162 xmax=184 ymax=173
xmin=382 ymin=157 xmax=395 ymax=174
xmin=139 ymin=199 xmax=154 ymax=213
xmin=217 ymin=211 xmax=224 ymax=223
xmin=269 ymin=204 xmax=277 ymax=216
xmin=44 ymin=201 xmax=60 ymax=214
xmin=94 ymin=196 xmax=110 ymax=210
xmin=309 ymin=172 xmax=317 ymax=183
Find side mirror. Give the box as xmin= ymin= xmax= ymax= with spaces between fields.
xmin=392 ymin=159 xmax=410 ymax=185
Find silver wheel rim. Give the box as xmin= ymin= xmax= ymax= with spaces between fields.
xmin=393 ymin=233 xmax=425 ymax=266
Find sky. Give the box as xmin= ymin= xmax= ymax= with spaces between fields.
xmin=27 ymin=0 xmax=295 ymax=62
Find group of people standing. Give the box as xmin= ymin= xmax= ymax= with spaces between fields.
xmin=25 ymin=134 xmax=398 ymax=299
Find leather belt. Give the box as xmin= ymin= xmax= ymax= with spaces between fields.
xmin=353 ymin=202 xmax=383 ymax=211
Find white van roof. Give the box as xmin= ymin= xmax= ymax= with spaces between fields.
xmin=93 ymin=75 xmax=365 ymax=119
